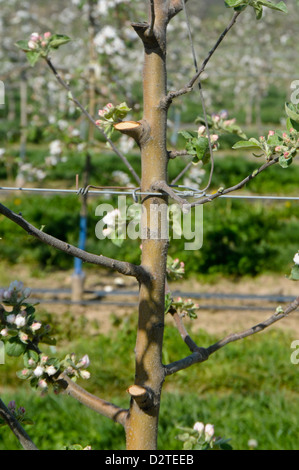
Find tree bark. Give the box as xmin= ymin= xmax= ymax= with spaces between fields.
xmin=125 ymin=1 xmax=169 ymax=450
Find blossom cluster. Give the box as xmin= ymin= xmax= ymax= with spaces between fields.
xmin=176 ymin=421 xmax=231 ymax=450
xmin=171 ymin=297 xmax=199 ymax=320
xmin=28 ymin=31 xmax=52 ymax=51
xmin=0 ymin=281 xmax=91 ymax=394
xmin=95 ymin=102 xmax=131 ymax=138
xmin=167 ymin=256 xmax=185 ymax=280
xmin=197 ymin=125 xmax=219 ymax=151
xmin=259 ymin=128 xmax=299 ymax=163
xmin=165 ymin=292 xmax=199 ymax=320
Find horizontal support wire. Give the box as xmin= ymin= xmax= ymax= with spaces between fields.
xmin=0 ymin=186 xmax=298 ymax=201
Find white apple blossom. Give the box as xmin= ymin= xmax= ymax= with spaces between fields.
xmin=14 ymin=314 xmax=26 ymax=328
xmin=46 ymin=365 xmax=57 ymax=376
xmin=293 ymin=252 xmax=299 ymax=265
xmin=33 ymin=366 xmax=44 ymax=377
xmin=80 ymin=370 xmax=91 ymax=379
xmin=193 ymin=421 xmax=205 ymax=435
xmin=204 ymin=423 xmax=214 ymax=441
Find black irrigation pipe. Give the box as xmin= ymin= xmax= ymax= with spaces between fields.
xmin=6 ymin=287 xmax=295 ymax=312
xmin=22 ymin=287 xmax=297 ymax=303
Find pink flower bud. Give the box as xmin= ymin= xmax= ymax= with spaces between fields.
xmin=28 ymin=40 xmax=38 ymax=50
xmin=44 ymin=32 xmax=51 ymax=39
xmin=8 ymin=401 xmax=16 ymax=410
xmin=211 ymin=134 xmax=219 ymax=143
xmin=38 ymin=379 xmax=48 ymax=389
xmin=30 ymin=32 xmax=40 ymax=41
xmin=284 ymin=152 xmax=290 ymax=158
xmin=268 ymin=130 xmax=275 ymax=136
xmin=275 ymin=146 xmax=281 ymax=152
xmin=106 ymin=103 xmax=113 ymax=109
xmin=198 ymin=125 xmax=206 ymax=135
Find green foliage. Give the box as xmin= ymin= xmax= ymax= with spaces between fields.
xmin=1 ymin=321 xmax=299 ymax=450
xmin=224 ymin=0 xmax=287 ymax=19
xmin=15 ymin=33 xmax=71 ymax=66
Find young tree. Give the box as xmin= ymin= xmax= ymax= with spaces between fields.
xmin=0 ymin=0 xmax=299 ymax=451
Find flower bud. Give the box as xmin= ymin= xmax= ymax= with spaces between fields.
xmin=80 ymin=370 xmax=91 ymax=379
xmin=44 ymin=32 xmax=51 ymax=39
xmin=15 ymin=314 xmax=26 ymax=328
xmin=193 ymin=421 xmax=205 ymax=435
xmin=31 ymin=322 xmax=42 ymax=332
xmin=33 ymin=366 xmax=44 ymax=377
xmin=204 ymin=423 xmax=215 ymax=441
xmin=46 ymin=365 xmax=57 ymax=376
xmin=38 ymin=379 xmax=48 ymax=389
xmin=28 ymin=40 xmax=38 ymax=50
xmin=293 ymin=252 xmax=299 ymax=265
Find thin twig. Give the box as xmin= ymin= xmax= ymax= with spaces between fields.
xmin=0 ymin=399 xmax=38 ymax=450
xmin=0 ymin=201 xmax=148 ymax=283
xmin=190 ymin=156 xmax=280 ymax=208
xmin=171 ymin=161 xmax=193 ymax=185
xmin=170 ymin=309 xmax=199 ymax=353
xmin=163 ymin=11 xmax=241 ymax=105
xmin=45 ymin=57 xmax=141 ymax=185
xmin=164 ymin=295 xmax=299 ymax=376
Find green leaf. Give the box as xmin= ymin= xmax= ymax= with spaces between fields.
xmin=49 ymin=34 xmax=71 ymax=49
xmin=232 ymin=139 xmax=262 ymax=150
xmin=15 ymin=40 xmax=31 ymax=52
xmin=179 ymin=130 xmax=197 ymax=140
xmin=6 ymin=337 xmax=26 ymax=357
xmin=164 ymin=293 xmax=173 ymax=315
xmin=285 ymin=103 xmax=299 ymax=123
xmin=23 ymin=350 xmax=39 ymax=367
xmin=286 ymin=118 xmax=299 ymax=132
xmin=26 ymin=51 xmax=41 ymax=67
xmin=224 ymin=0 xmax=246 ymax=7
xmin=267 ymin=134 xmax=281 ymax=147
xmin=254 ymin=4 xmax=264 ymax=19
xmin=258 ymin=1 xmax=288 ymax=13
xmin=289 ymin=265 xmax=299 ymax=281
xmin=279 ymin=155 xmax=293 ymax=168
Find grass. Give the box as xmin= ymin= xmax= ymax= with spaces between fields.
xmin=0 ymin=313 xmax=298 ymax=450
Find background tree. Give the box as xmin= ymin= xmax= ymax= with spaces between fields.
xmin=0 ymin=0 xmax=299 ymax=451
